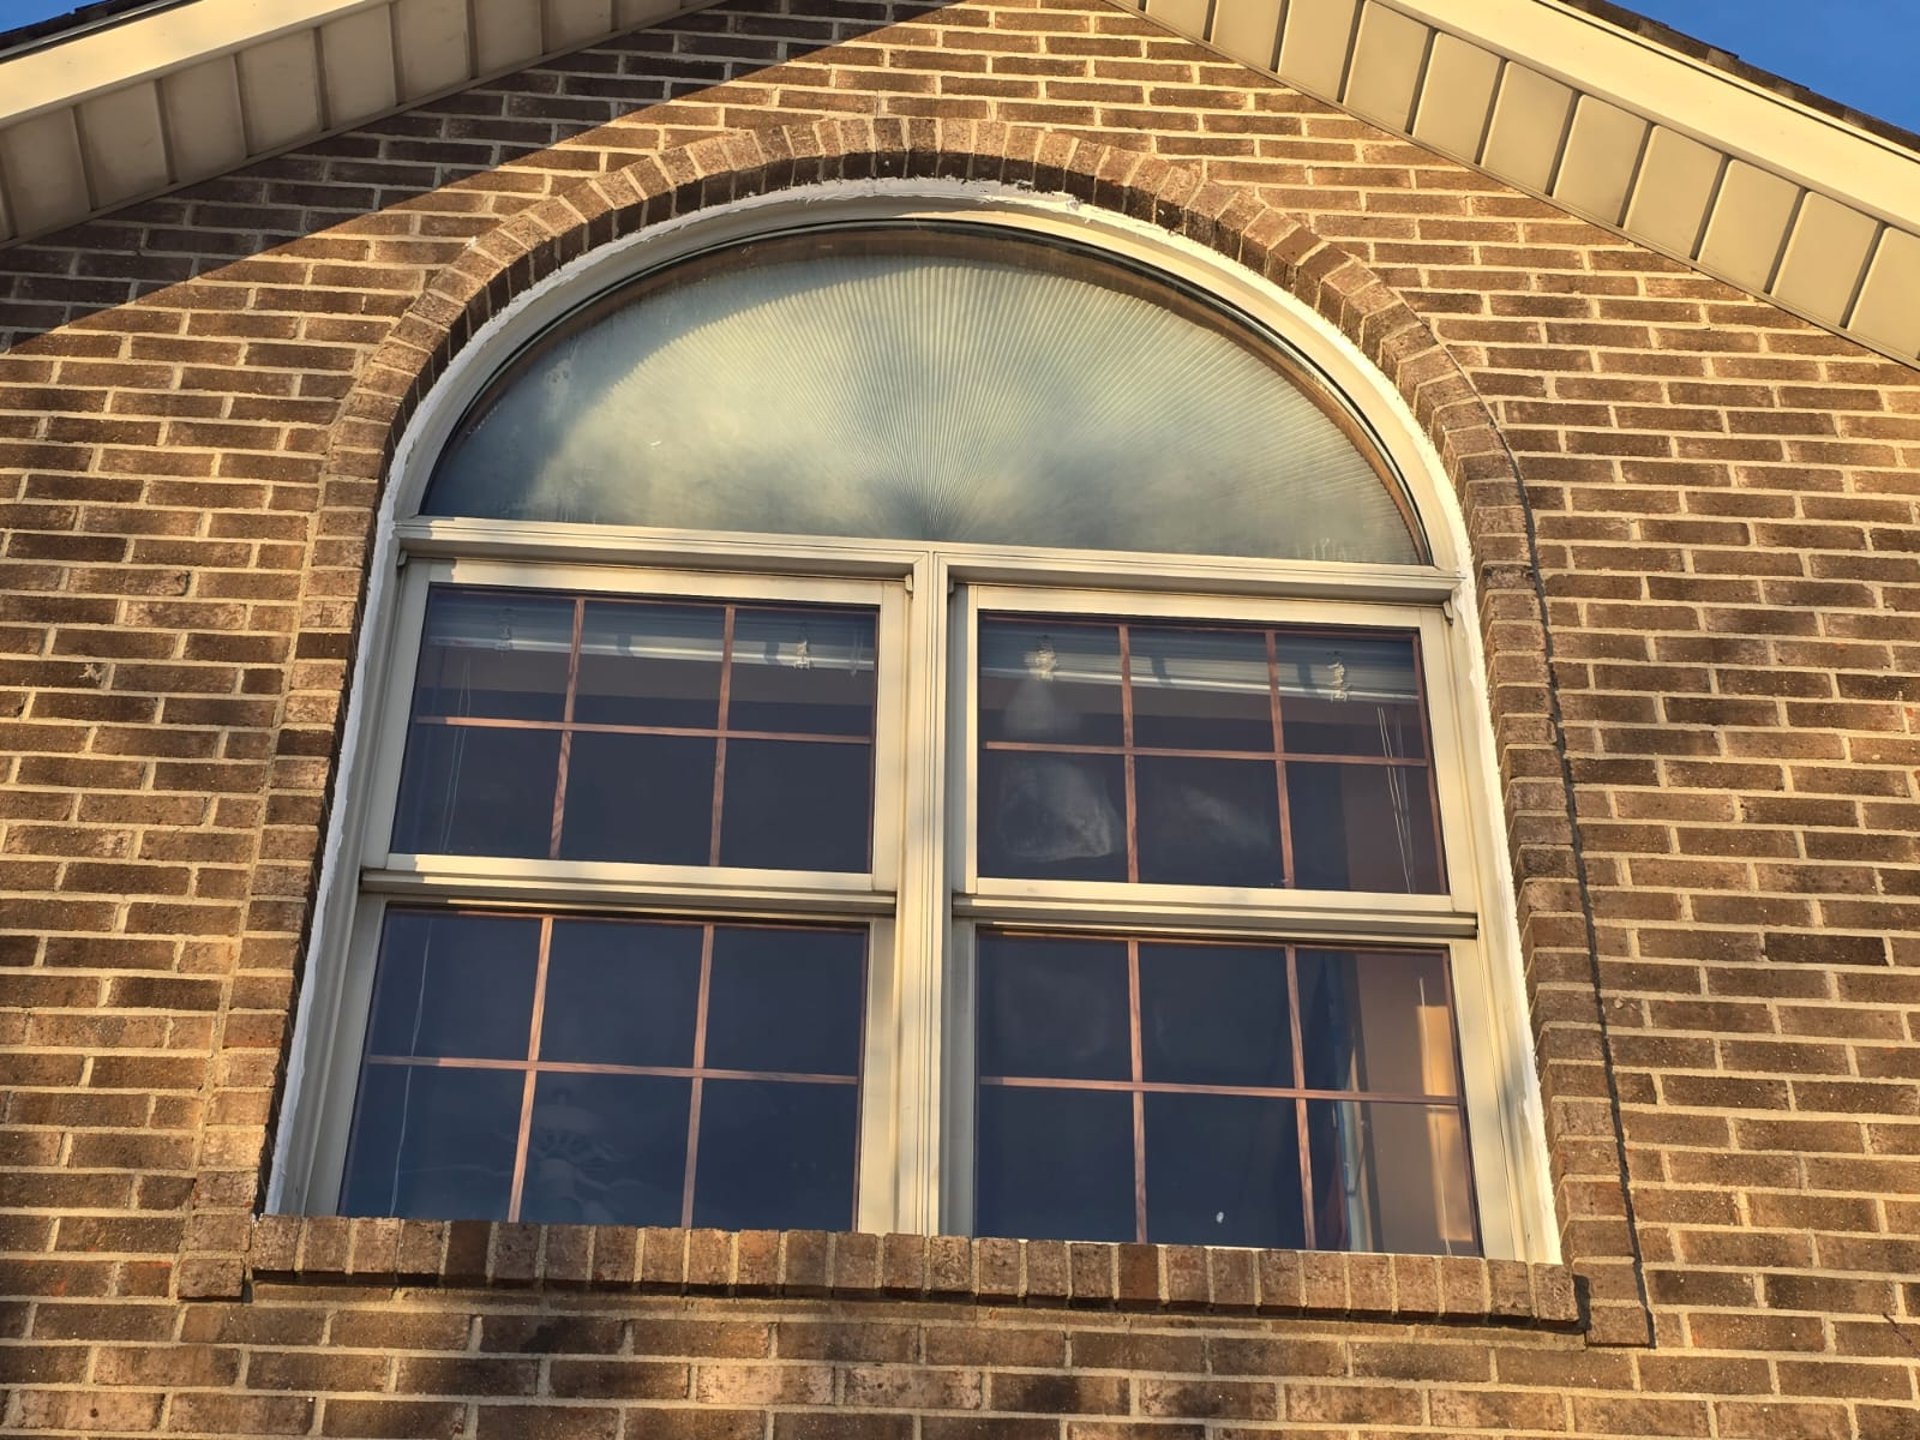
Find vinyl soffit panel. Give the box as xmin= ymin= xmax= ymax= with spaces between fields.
xmin=0 ymin=0 xmax=717 ymax=248
xmin=1115 ymin=0 xmax=1920 ymax=366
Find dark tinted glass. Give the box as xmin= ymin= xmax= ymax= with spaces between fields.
xmin=1144 ymin=1093 xmax=1304 ymax=1248
xmin=539 ymin=920 xmax=703 ymax=1067
xmin=727 ymin=609 xmax=876 ymax=736
xmin=1134 ymin=756 xmax=1283 ymax=887
xmin=365 ymin=911 xmax=539 ymax=1061
xmin=1129 ymin=626 xmax=1272 ymax=752
xmin=975 ymin=1086 xmax=1134 ymax=1243
xmin=557 ymin=733 xmax=714 ymax=864
xmin=411 ymin=590 xmax=572 ymax=722
xmin=393 ymin=590 xmax=880 ymax=876
xmin=1287 ymin=762 xmax=1442 ymax=892
xmin=1307 ymin=1100 xmax=1476 ymax=1255
xmin=717 ymin=739 xmax=871 ymax=872
xmin=1298 ymin=948 xmax=1457 ymax=1097
xmin=977 ymin=933 xmax=1130 ymax=1082
xmin=978 ymin=750 xmax=1127 ymax=881
xmin=341 ymin=1065 xmax=522 ymax=1221
xmin=391 ymin=725 xmax=559 ymax=857
xmin=978 ymin=620 xmax=1124 ymax=746
xmin=694 ymin=1080 xmax=858 ymax=1231
xmin=1274 ymin=634 xmax=1426 ymax=759
xmin=522 ymin=1073 xmax=689 ymax=1227
xmin=1138 ymin=942 xmax=1291 ymax=1088
xmin=704 ymin=927 xmax=866 ymax=1077
xmin=573 ymin=601 xmax=724 ymax=729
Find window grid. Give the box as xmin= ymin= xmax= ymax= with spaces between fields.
xmin=405 ymin=592 xmax=878 ymax=867
xmin=353 ymin=912 xmax=864 ymax=1227
xmin=974 ymin=933 xmax=1474 ymax=1249
xmin=978 ymin=616 xmax=1447 ymax=890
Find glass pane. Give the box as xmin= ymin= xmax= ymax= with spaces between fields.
xmin=1298 ymin=948 xmax=1458 ymax=1097
xmin=574 ymin=601 xmax=724 ymax=729
xmin=978 ymin=750 xmax=1127 ymax=881
xmin=340 ymin=1065 xmax=521 ymax=1221
xmin=411 ymin=590 xmax=572 ymax=722
xmin=1135 ymin=755 xmax=1283 ymax=888
xmin=728 ymin=608 xmax=876 ymax=736
xmin=1144 ymin=1093 xmax=1304 ymax=1249
xmin=423 ymin=228 xmax=1423 ymax=565
xmin=365 ymin=911 xmax=539 ymax=1061
xmin=975 ymin=1086 xmax=1135 ymax=1243
xmin=716 ymin=739 xmax=870 ymax=873
xmin=522 ymin=1073 xmax=689 ymax=1227
xmin=1287 ymin=761 xmax=1443 ymax=893
xmin=693 ymin=1080 xmax=858 ymax=1232
xmin=1307 ymin=1100 xmax=1477 ymax=1255
xmin=391 ymin=724 xmax=559 ymax=857
xmin=977 ymin=933 xmax=1130 ymax=1082
xmin=1274 ymin=634 xmax=1426 ymax=759
xmin=704 ymin=926 xmax=866 ymax=1077
xmin=1129 ymin=626 xmax=1273 ymax=753
xmin=1138 ymin=942 xmax=1291 ymax=1088
xmin=979 ymin=620 xmax=1124 ymax=746
xmin=557 ymin=733 xmax=714 ymax=865
xmin=539 ymin=919 xmax=703 ymax=1068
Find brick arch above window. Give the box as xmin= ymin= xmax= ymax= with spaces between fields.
xmin=190 ymin=116 xmax=1649 ymax=1347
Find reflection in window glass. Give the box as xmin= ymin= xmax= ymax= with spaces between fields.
xmin=423 ymin=227 xmax=1423 ymax=565
xmin=523 ymin=1073 xmax=688 ymax=1227
xmin=391 ymin=588 xmax=877 ymax=872
xmin=1298 ymin=948 xmax=1459 ymax=1097
xmin=1307 ymin=1101 xmax=1475 ymax=1255
xmin=341 ymin=911 xmax=865 ymax=1230
xmin=976 ymin=617 xmax=1444 ymax=893
xmin=341 ymin=1066 xmax=522 ymax=1223
xmin=977 ymin=934 xmax=1130 ymax=1082
xmin=974 ymin=931 xmax=1477 ymax=1253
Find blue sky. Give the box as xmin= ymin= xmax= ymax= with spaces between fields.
xmin=1 ymin=0 xmax=1917 ymax=131
xmin=1622 ymin=0 xmax=1919 ymax=130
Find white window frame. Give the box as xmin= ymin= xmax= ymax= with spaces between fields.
xmin=270 ymin=184 xmax=1558 ymax=1264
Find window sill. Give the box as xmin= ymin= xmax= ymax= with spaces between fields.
xmin=247 ymin=1216 xmax=1581 ymax=1329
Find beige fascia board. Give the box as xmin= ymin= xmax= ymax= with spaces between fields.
xmin=1116 ymin=0 xmax=1920 ymax=366
xmin=0 ymin=0 xmax=393 ymax=127
xmin=1392 ymin=0 xmax=1920 ymax=235
xmin=0 ymin=0 xmax=712 ymax=245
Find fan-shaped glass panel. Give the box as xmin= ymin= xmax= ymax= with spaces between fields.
xmin=424 ymin=227 xmax=1423 ymax=565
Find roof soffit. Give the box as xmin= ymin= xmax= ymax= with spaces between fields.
xmin=1122 ymin=0 xmax=1920 ymax=366
xmin=0 ymin=0 xmax=715 ymax=245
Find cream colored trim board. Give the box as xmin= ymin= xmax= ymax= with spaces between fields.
xmin=1123 ymin=0 xmax=1920 ymax=365
xmin=0 ymin=0 xmax=707 ymax=244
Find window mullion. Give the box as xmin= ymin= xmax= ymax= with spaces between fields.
xmin=871 ymin=552 xmax=948 ymax=1235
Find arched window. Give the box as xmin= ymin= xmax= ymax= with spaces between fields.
xmin=276 ymin=195 xmax=1551 ymax=1262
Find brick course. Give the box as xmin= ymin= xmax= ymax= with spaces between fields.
xmin=3 ymin=0 xmax=1920 ymax=1433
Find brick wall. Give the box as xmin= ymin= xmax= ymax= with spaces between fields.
xmin=3 ymin=0 xmax=1919 ymax=1434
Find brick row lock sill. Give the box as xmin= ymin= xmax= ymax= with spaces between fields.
xmin=244 ymin=1217 xmax=1583 ymax=1330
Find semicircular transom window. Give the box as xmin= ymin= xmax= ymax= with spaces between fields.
xmin=423 ymin=227 xmax=1426 ymax=565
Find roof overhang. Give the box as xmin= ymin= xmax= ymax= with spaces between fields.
xmin=1128 ymin=0 xmax=1920 ymax=364
xmin=0 ymin=0 xmax=1917 ymax=367
xmin=0 ymin=0 xmax=712 ymax=243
